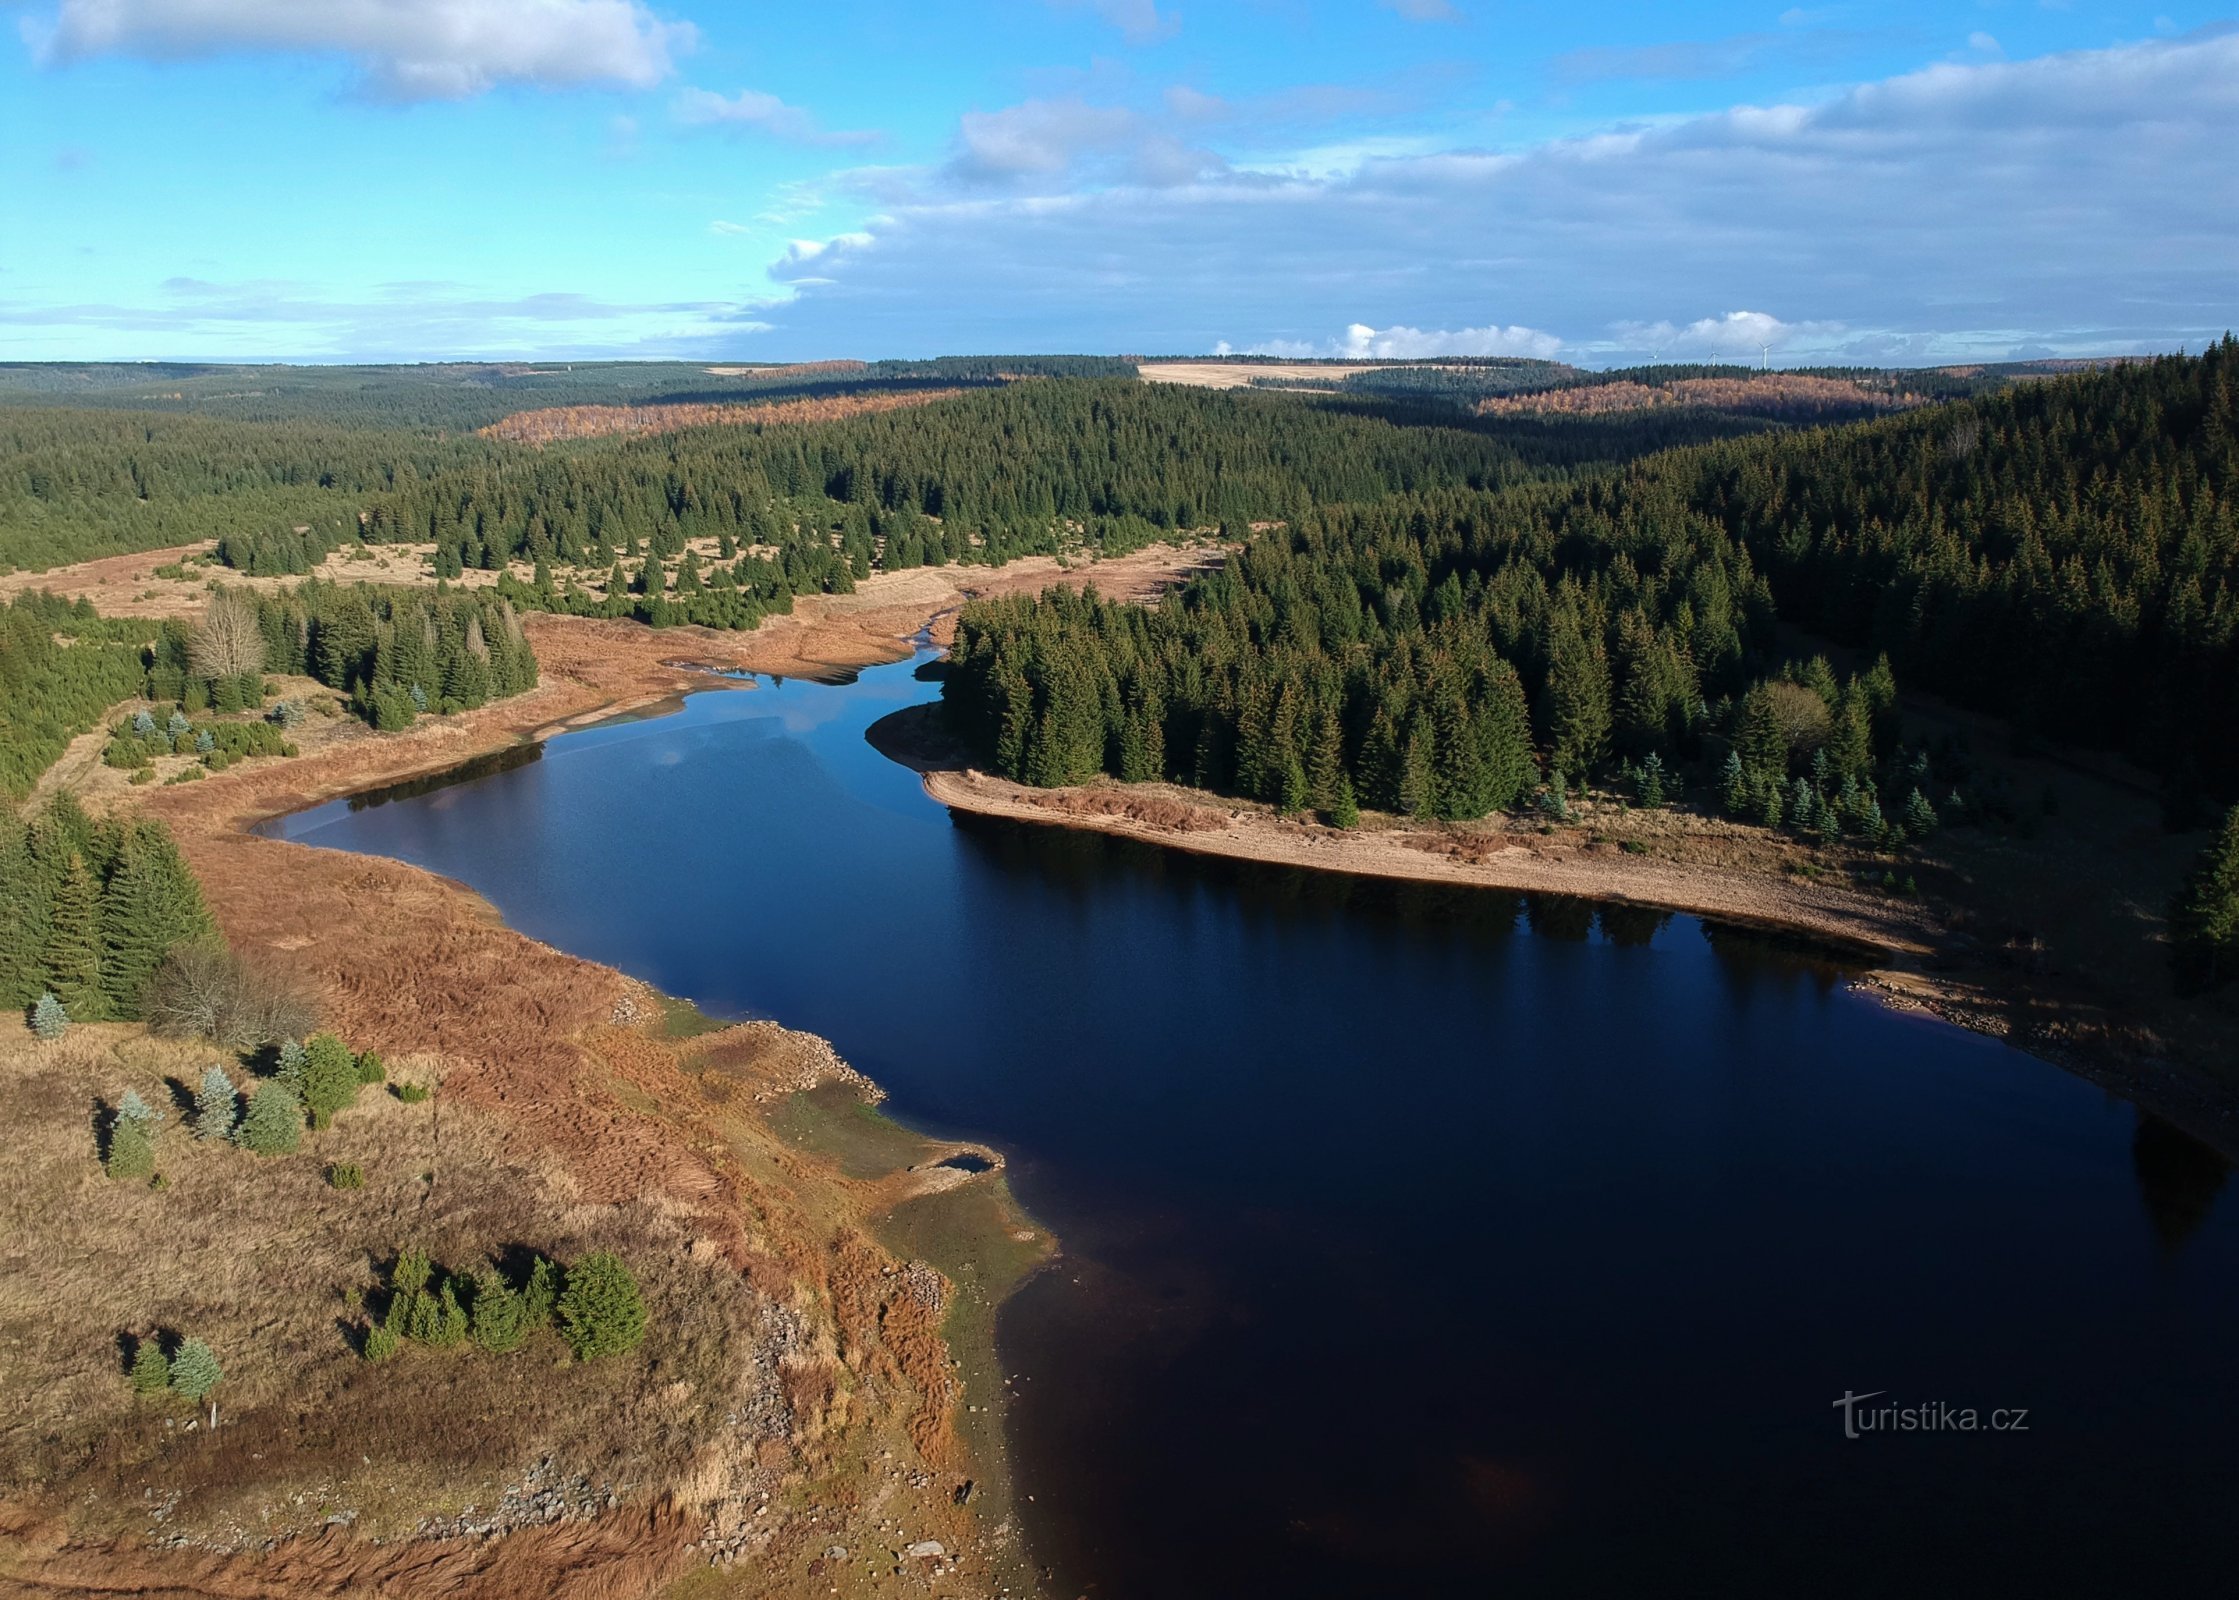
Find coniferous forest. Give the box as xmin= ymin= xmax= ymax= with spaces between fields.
xmin=5 ymin=346 xmax=2237 ymax=993
xmin=946 ymin=342 xmax=2239 ymax=818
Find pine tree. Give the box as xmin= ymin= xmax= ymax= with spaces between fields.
xmin=44 ymin=853 xmax=106 ymax=1022
xmin=521 ymin=1255 xmax=559 ymax=1329
xmin=301 ymin=1033 xmax=360 ymax=1128
xmin=196 ymin=1065 xmax=239 ymax=1141
xmin=168 ymin=1338 xmax=222 ymax=1403
xmin=1542 ymin=772 xmax=1571 ymax=823
xmin=1542 ymin=624 xmax=1612 ymax=782
xmin=1719 ymin=751 xmax=1749 ymax=818
xmin=100 ymin=824 xmax=213 ymax=1018
xmin=1330 ymin=773 xmax=1360 ymax=830
xmin=31 ymin=991 xmax=68 ymax=1041
xmin=106 ymin=1093 xmax=155 ymax=1180
xmin=2170 ymin=806 xmax=2239 ymax=991
xmin=1634 ymin=752 xmax=1667 ymax=809
xmin=275 ymin=1039 xmax=307 ymax=1096
xmin=556 ymin=1251 xmax=648 ymax=1360
xmin=0 ymin=817 xmax=46 ymax=1010
xmin=1397 ymin=723 xmax=1436 ymax=818
xmin=470 ymin=1267 xmax=528 ymax=1353
xmin=129 ymin=1337 xmax=170 ymax=1394
xmin=1903 ymin=788 xmax=1939 ymax=837
xmin=236 ymin=1080 xmax=303 ymax=1155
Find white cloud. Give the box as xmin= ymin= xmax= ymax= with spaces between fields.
xmin=947 ymin=96 xmax=1222 ymax=187
xmin=673 ymin=87 xmax=879 ymax=147
xmin=708 ymin=220 xmax=751 ymax=236
xmin=1234 ymin=322 xmax=1561 ymax=359
xmin=22 ymin=0 xmax=693 ymax=100
xmin=1610 ymin=310 xmax=1842 ymax=358
xmin=747 ymin=33 xmax=2239 ymax=362
xmin=1053 ymin=0 xmax=1179 ymax=46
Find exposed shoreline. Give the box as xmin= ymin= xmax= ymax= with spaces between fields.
xmin=7 ymin=557 xmax=1216 ymax=1599
xmin=866 ymin=702 xmax=2239 ymax=1163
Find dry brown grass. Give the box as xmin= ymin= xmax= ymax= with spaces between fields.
xmin=479 ymin=388 xmax=968 ymax=445
xmin=1 ymin=555 xmax=1157 ymax=1596
xmin=0 ymin=1025 xmax=774 ymax=1547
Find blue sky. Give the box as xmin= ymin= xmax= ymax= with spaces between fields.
xmin=2 ymin=1 xmax=2234 ymax=364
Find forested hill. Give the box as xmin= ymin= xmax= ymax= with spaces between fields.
xmin=1676 ymin=340 xmax=2238 ymax=802
xmin=947 ymin=341 xmax=2239 ymax=814
xmin=3 ymin=372 xmax=1735 ymax=578
xmin=366 ymin=380 xmax=1546 ymax=573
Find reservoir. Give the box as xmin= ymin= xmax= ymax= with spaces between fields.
xmin=266 ymin=652 xmax=2238 ymax=1597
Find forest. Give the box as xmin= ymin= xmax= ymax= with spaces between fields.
xmin=0 ymin=793 xmax=212 ymax=1023
xmin=946 ymin=341 xmax=2239 ymax=824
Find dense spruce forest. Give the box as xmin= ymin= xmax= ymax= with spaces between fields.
xmin=946 ymin=342 xmax=2239 ymax=822
xmin=0 ymin=793 xmax=212 ymax=1023
xmin=0 ymin=591 xmax=156 ymax=799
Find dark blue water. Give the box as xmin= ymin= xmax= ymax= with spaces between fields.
xmin=270 ymin=656 xmax=2238 ymax=1598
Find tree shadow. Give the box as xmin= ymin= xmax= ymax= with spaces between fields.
xmin=2133 ymin=1112 xmax=2230 ymax=1253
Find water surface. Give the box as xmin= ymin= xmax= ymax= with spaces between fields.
xmin=269 ymin=655 xmax=2239 ymax=1597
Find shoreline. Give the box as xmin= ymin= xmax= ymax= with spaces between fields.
xmin=7 ymin=562 xmax=1168 ymax=1598
xmin=866 ymin=702 xmax=2239 ymax=1163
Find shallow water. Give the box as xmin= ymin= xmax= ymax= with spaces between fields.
xmin=269 ymin=654 xmax=2239 ymax=1597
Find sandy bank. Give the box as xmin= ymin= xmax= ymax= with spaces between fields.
xmin=868 ymin=703 xmax=2239 ymax=1162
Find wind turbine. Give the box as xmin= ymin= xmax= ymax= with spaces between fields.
xmin=1760 ymin=343 xmax=1772 ymax=373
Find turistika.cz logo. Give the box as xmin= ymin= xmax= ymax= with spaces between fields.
xmin=1833 ymin=1391 xmax=2031 ymax=1439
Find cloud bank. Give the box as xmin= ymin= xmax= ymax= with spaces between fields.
xmin=22 ymin=0 xmax=693 ymax=99
xmin=750 ymin=31 xmax=2239 ymax=362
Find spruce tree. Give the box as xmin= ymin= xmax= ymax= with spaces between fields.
xmin=31 ymin=991 xmax=68 ymax=1041
xmin=470 ymin=1267 xmax=528 ymax=1352
xmin=275 ymin=1039 xmax=308 ymax=1096
xmin=196 ymin=1065 xmax=239 ymax=1141
xmin=1542 ymin=625 xmax=1613 ymax=782
xmin=2170 ymin=806 xmax=2239 ymax=991
xmin=521 ymin=1255 xmax=559 ymax=1329
xmin=106 ymin=1093 xmax=155 ymax=1180
xmin=301 ymin=1033 xmax=360 ymax=1128
xmin=1635 ymin=752 xmax=1667 ymax=809
xmin=1719 ymin=751 xmax=1749 ymax=817
xmin=129 ymin=1337 xmax=170 ymax=1394
xmin=44 ymin=853 xmax=107 ymax=1023
xmin=236 ymin=1081 xmax=303 ymax=1155
xmin=0 ymin=817 xmax=47 ymax=1009
xmin=100 ymin=824 xmax=214 ymax=1018
xmin=168 ymin=1338 xmax=221 ymax=1403
xmin=1330 ymin=773 xmax=1360 ymax=830
xmin=556 ymin=1252 xmax=648 ymax=1360
xmin=1903 ymin=788 xmax=1939 ymax=837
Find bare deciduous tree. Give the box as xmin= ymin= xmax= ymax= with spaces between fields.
xmin=186 ymin=590 xmax=266 ymax=681
xmin=145 ymin=943 xmax=316 ymax=1051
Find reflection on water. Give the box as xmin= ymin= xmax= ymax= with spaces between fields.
xmin=2134 ymin=1113 xmax=2232 ymax=1250
xmin=267 ymin=654 xmax=2239 ymax=1598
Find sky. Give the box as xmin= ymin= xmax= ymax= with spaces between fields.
xmin=1 ymin=1 xmax=2235 ymax=365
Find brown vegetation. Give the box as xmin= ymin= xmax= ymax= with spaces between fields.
xmin=1476 ymin=373 xmax=1919 ymax=420
xmin=1134 ymin=361 xmax=1383 ymax=390
xmin=478 ymin=389 xmax=968 ymax=446
xmin=1 ymin=546 xmax=1223 ymax=1599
